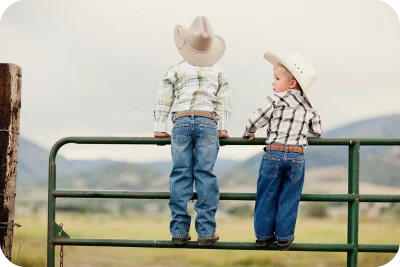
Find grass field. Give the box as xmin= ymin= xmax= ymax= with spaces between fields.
xmin=10 ymin=213 xmax=399 ymax=267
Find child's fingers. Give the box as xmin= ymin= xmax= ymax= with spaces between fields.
xmin=249 ymin=136 xmax=255 ymax=141
xmin=218 ymin=130 xmax=229 ymax=138
xmin=154 ymin=132 xmax=170 ymax=146
xmin=154 ymin=132 xmax=170 ymax=138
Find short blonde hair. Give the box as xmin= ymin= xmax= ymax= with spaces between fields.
xmin=274 ymin=63 xmax=301 ymax=89
xmin=274 ymin=63 xmax=295 ymax=80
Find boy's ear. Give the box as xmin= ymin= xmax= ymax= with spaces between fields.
xmin=289 ymin=80 xmax=298 ymax=89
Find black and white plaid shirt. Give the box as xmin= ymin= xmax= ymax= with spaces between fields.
xmin=243 ymin=89 xmax=322 ymax=146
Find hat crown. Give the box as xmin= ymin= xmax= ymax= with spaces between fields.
xmin=289 ymin=53 xmax=317 ymax=92
xmin=290 ymin=53 xmax=316 ymax=76
xmin=174 ymin=16 xmax=226 ymax=66
xmin=184 ymin=16 xmax=214 ymax=52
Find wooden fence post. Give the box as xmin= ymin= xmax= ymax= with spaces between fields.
xmin=0 ymin=63 xmax=22 ymax=260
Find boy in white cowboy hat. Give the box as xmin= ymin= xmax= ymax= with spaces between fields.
xmin=153 ymin=16 xmax=231 ymax=246
xmin=242 ymin=51 xmax=322 ymax=251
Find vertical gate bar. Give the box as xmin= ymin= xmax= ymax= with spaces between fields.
xmin=347 ymin=142 xmax=360 ymax=267
xmin=47 ymin=150 xmax=57 ymax=267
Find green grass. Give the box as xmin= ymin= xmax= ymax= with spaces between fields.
xmin=10 ymin=213 xmax=399 ymax=267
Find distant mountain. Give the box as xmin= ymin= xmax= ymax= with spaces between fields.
xmin=323 ymin=114 xmax=400 ymax=138
xmin=18 ymin=137 xmax=71 ymax=185
xmin=219 ymin=114 xmax=400 ymax=188
xmin=306 ymin=113 xmax=400 ymax=168
xmin=57 ymin=162 xmax=167 ymax=191
xmin=16 ymin=114 xmax=400 ymax=191
xmin=142 ymin=159 xmax=238 ymax=175
xmin=67 ymin=159 xmax=119 ymax=173
xmin=16 ymin=137 xmax=237 ymax=189
xmin=17 ymin=137 xmax=117 ymax=186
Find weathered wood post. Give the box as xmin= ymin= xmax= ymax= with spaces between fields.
xmin=0 ymin=63 xmax=22 ymax=260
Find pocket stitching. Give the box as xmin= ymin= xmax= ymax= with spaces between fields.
xmin=261 ymin=158 xmax=280 ymax=179
xmin=173 ymin=123 xmax=190 ymax=127
xmin=290 ymin=158 xmax=304 ymax=181
xmin=172 ymin=127 xmax=188 ymax=144
xmin=199 ymin=122 xmax=217 ymax=128
xmin=200 ymin=126 xmax=217 ymax=145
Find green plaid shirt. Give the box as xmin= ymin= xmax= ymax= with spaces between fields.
xmin=154 ymin=61 xmax=231 ymax=132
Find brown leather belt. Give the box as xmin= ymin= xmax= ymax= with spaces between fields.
xmin=264 ymin=144 xmax=304 ymax=154
xmin=174 ymin=111 xmax=215 ymax=121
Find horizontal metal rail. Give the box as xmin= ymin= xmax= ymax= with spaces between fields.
xmin=52 ymin=238 xmax=398 ymax=253
xmin=52 ymin=238 xmax=354 ymax=251
xmin=51 ymin=190 xmax=400 ymax=203
xmin=50 ymin=137 xmax=400 ymax=152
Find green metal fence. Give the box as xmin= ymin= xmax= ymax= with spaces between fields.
xmin=47 ymin=137 xmax=400 ymax=267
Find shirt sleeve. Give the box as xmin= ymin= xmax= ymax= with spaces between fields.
xmin=153 ymin=68 xmax=177 ymax=132
xmin=243 ymin=96 xmax=275 ymax=137
xmin=214 ymin=72 xmax=231 ymax=131
xmin=306 ymin=110 xmax=323 ymax=137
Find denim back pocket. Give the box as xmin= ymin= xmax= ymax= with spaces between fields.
xmin=172 ymin=124 xmax=189 ymax=145
xmin=289 ymin=158 xmax=305 ymax=182
xmin=199 ymin=124 xmax=218 ymax=145
xmin=261 ymin=155 xmax=280 ymax=179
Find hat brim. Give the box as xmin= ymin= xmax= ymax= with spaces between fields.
xmin=264 ymin=51 xmax=312 ymax=105
xmin=174 ymin=25 xmax=225 ymax=67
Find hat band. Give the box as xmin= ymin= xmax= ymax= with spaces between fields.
xmin=177 ymin=28 xmax=212 ymax=54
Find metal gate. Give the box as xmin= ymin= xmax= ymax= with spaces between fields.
xmin=47 ymin=137 xmax=400 ymax=267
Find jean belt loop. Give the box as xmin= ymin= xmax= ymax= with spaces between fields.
xmin=190 ymin=109 xmax=194 ymax=124
xmin=172 ymin=113 xmax=176 ymax=123
xmin=267 ymin=143 xmax=271 ymax=151
xmin=285 ymin=144 xmax=288 ymax=153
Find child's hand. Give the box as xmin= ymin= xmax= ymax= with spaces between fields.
xmin=154 ymin=132 xmax=170 ymax=138
xmin=218 ymin=130 xmax=229 ymax=138
xmin=242 ymin=133 xmax=255 ymax=141
xmin=154 ymin=132 xmax=170 ymax=146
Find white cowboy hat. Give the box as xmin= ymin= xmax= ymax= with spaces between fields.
xmin=264 ymin=51 xmax=317 ymax=104
xmin=174 ymin=16 xmax=225 ymax=67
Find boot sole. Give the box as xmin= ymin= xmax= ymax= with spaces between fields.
xmin=172 ymin=237 xmax=191 ymax=245
xmin=277 ymin=238 xmax=294 ymax=251
xmin=198 ymin=236 xmax=219 ymax=246
xmin=256 ymin=239 xmax=277 ymax=247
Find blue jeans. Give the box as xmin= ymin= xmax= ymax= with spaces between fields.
xmin=254 ymin=147 xmax=305 ymax=241
xmin=169 ymin=116 xmax=220 ymax=239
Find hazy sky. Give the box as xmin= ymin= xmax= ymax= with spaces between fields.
xmin=0 ymin=0 xmax=399 ymax=162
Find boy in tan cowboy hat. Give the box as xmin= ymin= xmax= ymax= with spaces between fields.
xmin=243 ymin=51 xmax=322 ymax=250
xmin=154 ymin=16 xmax=231 ymax=246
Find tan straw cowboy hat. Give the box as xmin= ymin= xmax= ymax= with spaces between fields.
xmin=264 ymin=51 xmax=317 ymax=104
xmin=174 ymin=16 xmax=225 ymax=67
